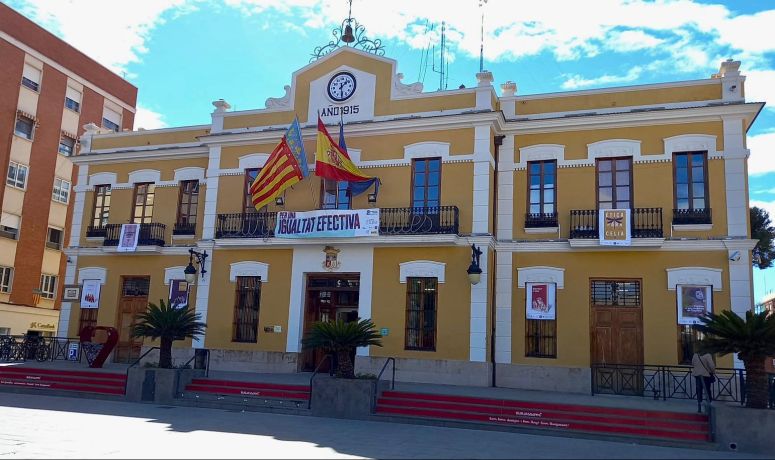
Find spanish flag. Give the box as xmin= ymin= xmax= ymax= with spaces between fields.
xmin=249 ymin=137 xmax=304 ymax=211
xmin=315 ymin=116 xmax=373 ymax=182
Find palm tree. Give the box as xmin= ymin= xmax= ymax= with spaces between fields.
xmin=302 ymin=319 xmax=382 ymax=378
xmin=131 ymin=299 xmax=206 ymax=369
xmin=694 ymin=309 xmax=775 ymax=409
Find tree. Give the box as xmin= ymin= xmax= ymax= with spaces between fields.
xmin=302 ymin=319 xmax=382 ymax=378
xmin=131 ymin=299 xmax=206 ymax=369
xmin=693 ymin=310 xmax=775 ymax=409
xmin=751 ymin=206 xmax=775 ymax=269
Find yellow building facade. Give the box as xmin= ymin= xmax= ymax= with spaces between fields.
xmin=59 ymin=48 xmax=762 ymax=393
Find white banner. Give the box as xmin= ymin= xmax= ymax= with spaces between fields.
xmin=80 ymin=279 xmax=101 ymax=309
xmin=117 ymin=223 xmax=140 ymax=252
xmin=275 ymin=209 xmax=379 ymax=238
xmin=677 ymin=285 xmax=712 ymax=325
xmin=526 ymin=282 xmax=556 ymax=320
xmin=599 ymin=209 xmax=631 ymax=246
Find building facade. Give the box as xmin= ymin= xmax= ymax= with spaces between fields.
xmin=59 ymin=47 xmax=761 ymax=393
xmin=0 ymin=4 xmax=137 ymax=335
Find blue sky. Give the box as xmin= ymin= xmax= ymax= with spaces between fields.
xmin=8 ymin=0 xmax=775 ymax=302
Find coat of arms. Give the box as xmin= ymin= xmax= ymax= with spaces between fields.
xmin=322 ymin=246 xmax=341 ymax=271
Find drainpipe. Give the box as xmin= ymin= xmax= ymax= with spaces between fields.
xmin=490 ymin=134 xmax=505 ymax=387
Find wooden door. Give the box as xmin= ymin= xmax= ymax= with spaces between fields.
xmin=114 ymin=277 xmax=150 ymax=363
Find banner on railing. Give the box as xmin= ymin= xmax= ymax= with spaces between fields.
xmin=274 ymin=209 xmax=379 ymax=238
xmin=526 ymin=282 xmax=556 ymax=320
xmin=80 ymin=279 xmax=101 ymax=309
xmin=117 ymin=223 xmax=140 ymax=252
xmin=599 ymin=209 xmax=631 ymax=246
xmin=677 ymin=285 xmax=712 ymax=325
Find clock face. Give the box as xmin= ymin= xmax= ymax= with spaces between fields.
xmin=327 ymin=72 xmax=356 ymax=102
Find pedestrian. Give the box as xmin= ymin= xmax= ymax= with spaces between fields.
xmin=692 ymin=351 xmax=716 ymax=413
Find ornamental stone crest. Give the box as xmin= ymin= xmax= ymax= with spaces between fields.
xmin=323 ymin=246 xmax=341 ymax=271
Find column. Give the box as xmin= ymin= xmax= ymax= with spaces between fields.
xmin=57 ymin=163 xmax=88 ymax=337
xmin=470 ymin=247 xmax=488 ymax=362
xmin=495 ymin=134 xmax=514 ymax=364
xmin=472 ymin=125 xmax=491 ymax=235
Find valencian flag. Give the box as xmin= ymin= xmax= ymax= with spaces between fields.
xmin=249 ymin=121 xmax=306 ymax=210
xmin=287 ymin=116 xmax=309 ymax=178
xmin=315 ymin=115 xmax=374 ymax=183
xmin=338 ymin=117 xmax=379 ymax=197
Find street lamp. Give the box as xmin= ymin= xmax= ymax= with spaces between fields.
xmin=184 ymin=248 xmax=208 ymax=283
xmin=466 ymin=244 xmax=483 ymax=285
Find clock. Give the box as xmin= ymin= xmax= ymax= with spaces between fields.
xmin=327 ymin=71 xmax=357 ymax=102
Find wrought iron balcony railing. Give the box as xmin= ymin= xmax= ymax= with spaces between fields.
xmin=570 ymin=208 xmax=663 ymax=239
xmin=85 ymin=225 xmax=107 ymax=238
xmin=672 ymin=208 xmax=712 ymax=225
xmin=524 ymin=212 xmax=558 ymax=228
xmin=173 ymin=222 xmax=197 ymax=236
xmin=103 ymin=223 xmax=166 ymax=247
xmin=215 ymin=206 xmax=460 ymax=239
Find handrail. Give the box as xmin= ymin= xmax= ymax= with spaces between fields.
xmin=124 ymin=347 xmax=159 ymax=394
xmin=307 ymin=354 xmax=333 ymax=409
xmin=372 ymin=357 xmax=396 ymax=413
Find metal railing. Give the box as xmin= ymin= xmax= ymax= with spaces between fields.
xmin=673 ymin=208 xmax=712 ymax=225
xmin=85 ymin=225 xmax=107 ymax=238
xmin=172 ymin=222 xmax=197 ymax=236
xmin=103 ymin=223 xmax=166 ymax=247
xmin=371 ymin=357 xmax=396 ymax=413
xmin=0 ymin=335 xmax=82 ymax=362
xmin=524 ymin=212 xmax=558 ymax=228
xmin=570 ymin=208 xmax=663 ymax=239
xmin=591 ymin=363 xmax=775 ymax=409
xmin=308 ymin=354 xmax=334 ymax=409
xmin=379 ymin=206 xmax=459 ymax=235
xmin=216 ymin=212 xmax=276 ymax=238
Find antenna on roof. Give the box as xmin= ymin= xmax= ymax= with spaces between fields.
xmin=431 ymin=21 xmax=448 ymax=91
xmin=479 ymin=0 xmax=488 ymax=72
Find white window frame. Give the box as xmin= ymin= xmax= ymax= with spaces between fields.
xmin=21 ymin=64 xmax=41 ymax=92
xmin=0 ymin=266 xmax=13 ymax=293
xmin=46 ymin=227 xmax=63 ymax=251
xmin=65 ymin=86 xmax=81 ymax=113
xmin=58 ymin=135 xmax=76 ymax=156
xmin=52 ymin=178 xmax=71 ymax=204
xmin=6 ymin=161 xmax=28 ymax=189
xmin=14 ymin=115 xmax=34 ymax=140
xmin=39 ymin=274 xmax=57 ymax=299
xmin=0 ymin=212 xmax=20 ymax=240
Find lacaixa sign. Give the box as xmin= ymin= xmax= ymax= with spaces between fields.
xmin=599 ymin=209 xmax=631 ymax=246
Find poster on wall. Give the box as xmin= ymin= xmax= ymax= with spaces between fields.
xmin=80 ymin=279 xmax=101 ymax=309
xmin=168 ymin=279 xmax=189 ymax=309
xmin=526 ymin=282 xmax=557 ymax=320
xmin=599 ymin=209 xmax=631 ymax=246
xmin=677 ymin=285 xmax=712 ymax=325
xmin=117 ymin=223 xmax=140 ymax=252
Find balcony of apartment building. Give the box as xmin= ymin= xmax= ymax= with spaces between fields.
xmin=101 ymin=222 xmax=167 ymax=247
xmin=569 ymin=208 xmax=664 ymax=239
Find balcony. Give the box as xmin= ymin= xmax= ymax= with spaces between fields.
xmin=85 ymin=225 xmax=107 ymax=238
xmin=672 ymin=208 xmax=712 ymax=226
xmin=172 ymin=222 xmax=197 ymax=236
xmin=215 ymin=206 xmax=460 ymax=239
xmin=570 ymin=208 xmax=663 ymax=239
xmin=524 ymin=212 xmax=558 ymax=229
xmin=103 ymin=223 xmax=166 ymax=247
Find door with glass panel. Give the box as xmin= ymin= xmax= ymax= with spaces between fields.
xmin=596 ymin=157 xmax=632 ymax=210
xmin=411 ymin=158 xmax=441 ymax=232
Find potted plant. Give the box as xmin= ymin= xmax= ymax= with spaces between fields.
xmin=302 ymin=318 xmax=382 ymax=378
xmin=694 ymin=309 xmax=775 ymax=409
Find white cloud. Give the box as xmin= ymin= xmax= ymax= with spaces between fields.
xmin=743 ymin=69 xmax=775 ymax=109
xmin=562 ymin=67 xmax=643 ymax=90
xmin=606 ymin=30 xmax=665 ymax=52
xmin=133 ymin=104 xmax=168 ymax=130
xmin=747 ymin=131 xmax=775 ymax=176
xmin=11 ymin=0 xmax=193 ymax=74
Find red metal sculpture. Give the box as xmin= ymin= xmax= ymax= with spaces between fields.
xmin=79 ymin=326 xmax=119 ymax=368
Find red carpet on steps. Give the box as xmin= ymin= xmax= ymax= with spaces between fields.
xmin=184 ymin=378 xmax=311 ymax=400
xmin=0 ymin=366 xmax=126 ymax=395
xmin=376 ymin=390 xmax=710 ymax=443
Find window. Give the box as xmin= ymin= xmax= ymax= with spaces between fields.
xmin=91 ymin=185 xmax=111 ymax=228
xmin=175 ymin=180 xmax=199 ymax=233
xmin=14 ymin=115 xmax=34 ymax=140
xmin=21 ymin=64 xmax=41 ymax=92
xmin=39 ymin=274 xmax=57 ymax=299
xmin=233 ymin=276 xmax=261 ymax=343
xmin=0 ymin=266 xmax=13 ymax=293
xmin=590 ymin=280 xmax=641 ymax=306
xmin=46 ymin=227 xmax=63 ymax=250
xmin=405 ymin=277 xmax=437 ymax=351
xmin=526 ymin=319 xmax=557 ymax=358
xmin=243 ymin=168 xmax=263 ymax=213
xmin=52 ymin=178 xmax=71 ymax=204
xmin=0 ymin=213 xmax=20 ymax=240
xmin=0 ymin=327 xmax=9 ymax=336
xmin=132 ymin=183 xmax=155 ymax=224
xmin=673 ymin=152 xmax=710 ymax=224
xmin=65 ymin=87 xmax=81 ymax=112
xmin=6 ymin=161 xmax=28 ymax=189
xmin=321 ymin=179 xmax=351 ymax=210
xmin=526 ymin=160 xmax=557 ymax=227
xmin=102 ymin=106 xmax=121 ymax=132
xmin=411 ymin=158 xmax=441 ymax=209
xmin=597 ymin=157 xmax=632 ymax=210
xmin=58 ymin=136 xmax=76 ymax=156
xmin=678 ymin=325 xmax=704 ymax=364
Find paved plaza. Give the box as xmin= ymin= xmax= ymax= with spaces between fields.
xmin=0 ymin=393 xmax=765 ymax=459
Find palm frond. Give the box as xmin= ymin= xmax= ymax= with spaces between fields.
xmin=693 ymin=309 xmax=775 ymax=358
xmin=131 ymin=298 xmax=207 ymax=342
xmin=302 ymin=319 xmax=383 ymax=352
